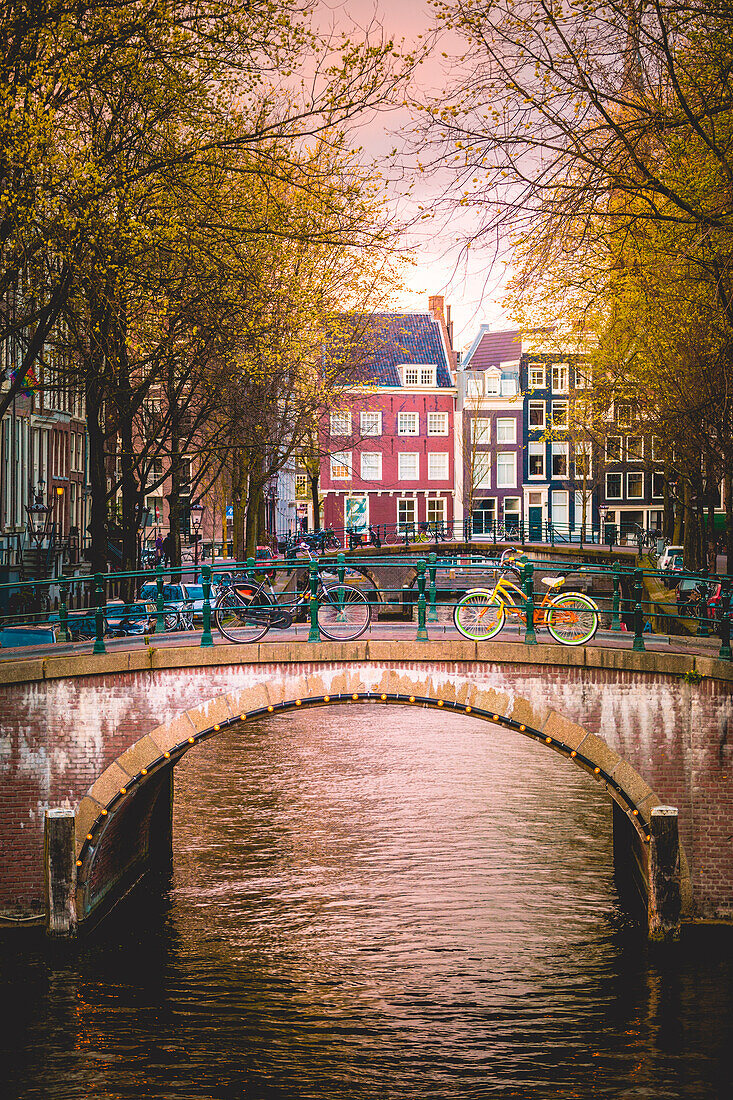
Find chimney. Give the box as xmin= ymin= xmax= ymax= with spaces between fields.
xmin=428 ymin=294 xmax=445 ymax=322
xmin=446 ymin=304 xmax=454 ymax=347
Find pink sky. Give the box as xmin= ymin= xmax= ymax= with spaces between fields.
xmin=316 ymin=0 xmax=510 ymax=349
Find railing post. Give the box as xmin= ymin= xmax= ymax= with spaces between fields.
xmin=93 ymin=572 xmax=106 ymax=654
xmin=246 ymin=556 xmax=255 ymax=581
xmin=58 ymin=579 xmax=70 ymax=643
xmin=633 ymin=567 xmax=646 ymax=651
xmin=427 ymin=552 xmax=438 ymax=621
xmin=200 ymin=565 xmax=214 ymax=648
xmin=611 ymin=560 xmax=622 ymax=631
xmin=415 ymin=558 xmax=428 ymax=639
xmin=308 ymin=560 xmax=321 ymax=642
xmin=523 ymin=561 xmax=537 ymax=645
xmin=719 ymin=575 xmax=731 ymax=661
xmin=698 ymin=566 xmax=710 ymax=639
xmin=337 ymin=551 xmax=346 ymax=591
xmin=155 ymin=564 xmax=165 ymax=633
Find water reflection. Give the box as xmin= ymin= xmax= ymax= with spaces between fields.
xmin=1 ymin=705 xmax=731 ymax=1099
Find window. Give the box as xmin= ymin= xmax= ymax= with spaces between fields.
xmin=398 ymin=411 xmax=418 ymax=435
xmin=485 ymin=371 xmax=500 ymax=395
xmin=496 ymin=452 xmax=516 ymax=488
xmin=465 ymin=372 xmax=483 ymax=401
xmin=419 ymin=366 xmax=436 ymax=386
xmin=528 ymin=363 xmax=546 ymax=389
xmin=428 ymin=452 xmax=449 ymax=480
xmin=330 ymin=411 xmax=351 ymax=436
xmin=70 ymin=431 xmax=76 ymax=470
xmin=528 ymin=441 xmax=545 ymax=478
xmin=360 ymin=452 xmax=382 ymax=480
xmin=551 ymin=442 xmax=568 ymax=477
xmin=502 ymin=376 xmax=519 ymax=396
xmin=652 ymin=471 xmax=664 ymax=499
xmin=398 ymin=452 xmax=419 ymax=480
xmin=496 ymin=417 xmax=516 ymax=444
xmin=605 ymin=436 xmax=622 ymax=462
xmin=651 ymin=437 xmax=661 ymax=461
xmin=528 ymin=400 xmax=545 ymax=429
xmin=503 ymin=497 xmax=521 ymax=531
xmin=626 ymin=436 xmax=643 ymax=461
xmin=473 ymin=453 xmax=491 ymax=488
xmin=574 ymin=441 xmax=592 ymax=479
xmin=361 ymin=411 xmax=381 ymax=436
xmin=146 ymin=496 xmax=163 ymax=523
xmin=427 ymin=412 xmax=448 ymax=435
xmin=427 ymin=497 xmax=446 ymax=526
xmin=617 ymin=403 xmax=633 ymax=427
xmin=627 ymin=471 xmax=644 ymax=499
xmin=403 ymin=366 xmax=419 ymax=386
xmin=295 ymin=473 xmax=309 ymax=499
xmin=331 ymin=451 xmax=351 ymax=480
xmin=551 ymin=364 xmax=569 ymax=393
xmin=551 ymin=401 xmax=568 ymax=429
xmin=397 ymin=497 xmax=416 ymax=531
xmin=551 ymin=490 xmax=569 ymax=528
xmin=472 ymin=498 xmax=496 ymax=535
xmin=575 ymin=368 xmax=591 ymax=389
xmin=471 ymin=418 xmax=491 ymax=444
xmin=606 ymin=472 xmax=622 ymax=499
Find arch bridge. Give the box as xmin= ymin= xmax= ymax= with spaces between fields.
xmin=1 ymin=640 xmax=731 ymax=938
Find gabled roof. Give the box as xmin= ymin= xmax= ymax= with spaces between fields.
xmin=462 ymin=327 xmax=522 ymax=371
xmin=329 ymin=312 xmax=453 ymax=387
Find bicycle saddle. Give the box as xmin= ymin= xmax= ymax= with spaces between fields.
xmin=540 ymin=576 xmax=565 ymax=588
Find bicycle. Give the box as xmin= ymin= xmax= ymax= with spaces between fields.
xmin=453 ymin=548 xmax=599 ymax=646
xmin=214 ymin=547 xmax=371 ymax=643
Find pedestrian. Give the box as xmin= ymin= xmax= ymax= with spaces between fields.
xmin=162 ymin=532 xmax=175 ymax=567
xmin=154 ymin=534 xmax=163 ymax=564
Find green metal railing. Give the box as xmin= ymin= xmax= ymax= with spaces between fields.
xmin=0 ymin=550 xmax=729 ymax=661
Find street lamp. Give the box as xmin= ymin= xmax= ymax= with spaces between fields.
xmin=25 ymin=480 xmax=52 ymax=547
xmin=189 ymin=502 xmax=205 ymax=573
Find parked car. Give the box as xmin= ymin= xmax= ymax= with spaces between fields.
xmin=658 ymin=544 xmax=684 ymax=573
xmin=0 ymin=625 xmax=58 ymax=648
xmin=675 ymin=577 xmax=704 ymax=615
xmin=106 ymin=601 xmax=157 ymax=636
xmin=181 ymin=584 xmax=208 ymax=623
xmin=138 ymin=582 xmax=194 ymax=631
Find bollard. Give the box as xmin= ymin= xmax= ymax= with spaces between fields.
xmin=58 ymin=579 xmax=70 ymax=643
xmin=648 ymin=806 xmax=682 ymax=941
xmin=632 ymin=567 xmax=646 ymax=651
xmin=719 ymin=575 xmax=731 ymax=661
xmin=427 ymin=552 xmax=438 ymax=621
xmin=611 ymin=561 xmax=622 ymax=631
xmin=308 ymin=560 xmax=321 ymax=642
xmin=200 ymin=565 xmax=214 ymax=648
xmin=45 ymin=809 xmax=77 ymax=936
xmin=523 ymin=561 xmax=537 ymax=645
xmin=154 ymin=564 xmax=165 ymax=633
xmin=93 ymin=572 xmax=107 ymax=654
xmin=416 ymin=558 xmax=428 ymax=639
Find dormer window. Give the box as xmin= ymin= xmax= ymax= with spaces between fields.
xmin=402 ymin=364 xmax=436 ymax=387
xmin=485 ymin=370 xmax=501 ymax=395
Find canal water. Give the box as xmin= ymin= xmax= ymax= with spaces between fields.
xmin=1 ymin=705 xmax=731 ymax=1099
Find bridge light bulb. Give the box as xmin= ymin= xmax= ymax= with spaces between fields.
xmin=465 ymin=705 xmax=471 ymax=713
xmin=437 ymin=700 xmax=443 ymax=707
xmin=381 ymin=694 xmax=387 ymax=700
xmin=545 ymin=737 xmax=552 ymax=744
xmin=571 ymin=751 xmax=577 ymax=757
xmin=296 ymin=699 xmax=302 ymax=706
xmin=76 ymin=860 xmax=82 ymax=867
xmin=267 ymin=705 xmax=274 ymax=712
xmin=352 ymin=693 xmax=359 ymax=700
xmin=86 ymin=834 xmax=93 ymax=841
xmin=101 ymin=809 xmax=108 ymax=816
xmin=632 ymin=809 xmax=639 ymax=816
xmin=594 ymin=767 xmax=600 ymax=774
xmin=409 ymin=696 xmax=416 ymax=703
xmin=519 ymin=725 xmax=526 ymax=731
xmin=120 ymin=787 xmax=126 ymax=794
xmin=164 ymin=752 xmax=170 ymax=759
xmin=188 ymin=737 xmax=194 ymax=744
xmin=324 ymin=695 xmax=330 ymax=702
xmin=214 ymin=724 xmax=220 ymax=731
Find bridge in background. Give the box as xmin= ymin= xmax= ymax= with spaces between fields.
xmin=0 ymin=638 xmax=731 ymax=939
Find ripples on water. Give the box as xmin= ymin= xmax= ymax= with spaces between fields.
xmin=1 ymin=705 xmax=732 ymax=1099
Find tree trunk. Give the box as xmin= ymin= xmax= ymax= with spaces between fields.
xmin=85 ymin=373 xmax=108 ymax=574
xmin=309 ymin=470 xmax=320 ymax=530
xmin=726 ymin=472 xmax=732 ymax=576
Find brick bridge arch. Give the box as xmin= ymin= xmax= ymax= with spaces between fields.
xmin=76 ymin=666 xmax=689 ymax=928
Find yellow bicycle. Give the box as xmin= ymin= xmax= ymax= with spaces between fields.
xmin=453 ymin=550 xmax=599 ymax=646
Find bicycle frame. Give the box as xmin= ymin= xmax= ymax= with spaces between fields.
xmin=483 ymin=574 xmax=558 ymax=625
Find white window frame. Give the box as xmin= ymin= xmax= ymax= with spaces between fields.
xmin=605 ymin=435 xmax=622 ymax=463
xmin=360 ymin=411 xmax=382 ymax=437
xmin=485 ymin=370 xmax=501 ymax=395
xmin=398 ymin=452 xmax=419 ymax=480
xmin=465 ymin=372 xmax=483 ymax=401
xmin=471 ymin=417 xmax=491 ymax=444
xmin=473 ymin=452 xmax=491 ymax=489
xmin=528 ymin=400 xmax=545 ymax=429
xmin=627 ymin=471 xmax=644 ymax=499
xmin=551 ymin=442 xmax=569 ymax=478
xmin=419 ymin=365 xmax=436 ymax=386
xmin=528 ymin=441 xmax=545 ymax=479
xmin=397 ymin=497 xmax=416 ymax=531
xmin=551 ymin=363 xmax=569 ymax=393
xmin=360 ymin=451 xmax=382 ymax=480
xmin=427 ymin=411 xmax=448 ymax=436
xmin=528 ymin=363 xmax=546 ymax=389
xmin=626 ymin=435 xmax=644 ymax=462
xmin=428 ymin=452 xmax=449 ymax=480
xmin=605 ymin=471 xmax=623 ymax=500
xmin=427 ymin=497 xmax=446 ymax=527
xmin=496 ymin=417 xmax=516 ymax=444
xmin=551 ymin=489 xmax=569 ymax=527
xmin=330 ymin=451 xmax=352 ymax=480
xmin=330 ymin=411 xmax=351 ymax=437
xmin=398 ymin=411 xmax=419 ymax=436
xmin=551 ymin=400 xmax=568 ymax=429
xmin=402 ymin=366 xmax=419 ymax=386
xmin=652 ymin=471 xmax=664 ymax=499
xmin=496 ymin=452 xmax=516 ymax=488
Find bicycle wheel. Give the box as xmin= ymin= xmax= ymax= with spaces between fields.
xmin=546 ymin=592 xmax=599 ymax=646
xmin=317 ymin=584 xmax=370 ymax=640
xmin=163 ymin=608 xmax=180 ymax=631
xmin=453 ymin=590 xmax=505 ymax=640
xmin=214 ymin=590 xmax=271 ymax=643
